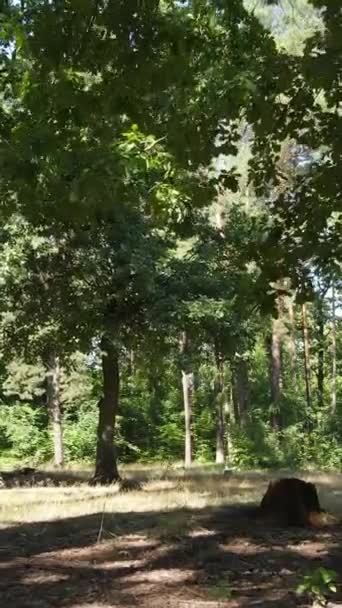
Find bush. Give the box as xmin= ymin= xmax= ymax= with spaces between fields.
xmin=63 ymin=402 xmax=98 ymax=462
xmin=0 ymin=402 xmax=51 ymax=462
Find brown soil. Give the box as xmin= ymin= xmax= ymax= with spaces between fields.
xmin=1 ymin=504 xmax=342 ymax=608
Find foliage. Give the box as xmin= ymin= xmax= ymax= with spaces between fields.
xmin=296 ymin=567 xmax=337 ymax=606
xmin=0 ymin=402 xmax=51 ymax=463
xmin=0 ymin=0 xmax=341 ymax=474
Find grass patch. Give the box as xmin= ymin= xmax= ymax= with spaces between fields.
xmin=1 ymin=465 xmax=342 ymax=528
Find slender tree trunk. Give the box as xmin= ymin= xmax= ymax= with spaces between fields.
xmin=287 ymin=298 xmax=297 ymax=377
xmin=301 ymin=302 xmax=312 ymax=413
xmin=269 ymin=301 xmax=283 ymax=431
xmin=234 ymin=357 xmax=250 ymax=426
xmin=46 ymin=350 xmax=63 ymax=468
xmin=214 ymin=203 xmax=226 ymax=462
xmin=182 ymin=370 xmax=194 ymax=468
xmin=214 ymin=349 xmax=226 ymax=465
xmin=179 ymin=332 xmax=193 ymax=468
xmin=231 ymin=362 xmax=240 ymax=424
xmin=224 ymin=373 xmax=234 ymax=467
xmin=93 ymin=333 xmax=120 ymax=484
xmin=331 ymin=283 xmax=337 ymax=415
xmin=216 ymin=401 xmax=225 ymax=464
xmin=317 ymin=299 xmax=325 ymax=409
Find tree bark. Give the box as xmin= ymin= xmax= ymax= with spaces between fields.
xmin=234 ymin=357 xmax=250 ymax=426
xmin=301 ymin=303 xmax=312 ymax=414
xmin=316 ymin=298 xmax=325 ymax=409
xmin=287 ymin=298 xmax=297 ymax=377
xmin=331 ymin=283 xmax=337 ymax=415
xmin=182 ymin=370 xmax=194 ymax=468
xmin=216 ymin=401 xmax=226 ymax=464
xmin=214 ymin=349 xmax=226 ymax=465
xmin=223 ymin=369 xmax=234 ymax=466
xmin=179 ymin=332 xmax=193 ymax=468
xmin=45 ymin=350 xmax=63 ymax=468
xmin=93 ymin=333 xmax=120 ymax=484
xmin=269 ymin=302 xmax=283 ymax=431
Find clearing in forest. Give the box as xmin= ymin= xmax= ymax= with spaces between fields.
xmin=1 ymin=467 xmax=342 ymax=608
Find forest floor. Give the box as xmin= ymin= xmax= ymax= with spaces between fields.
xmin=1 ymin=466 xmax=342 ymax=608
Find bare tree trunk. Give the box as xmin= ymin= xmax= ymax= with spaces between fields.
xmin=182 ymin=370 xmax=194 ymax=468
xmin=46 ymin=351 xmax=63 ymax=468
xmin=214 ymin=203 xmax=227 ymax=462
xmin=93 ymin=333 xmax=120 ymax=484
xmin=180 ymin=332 xmax=193 ymax=468
xmin=269 ymin=300 xmax=283 ymax=431
xmin=216 ymin=401 xmax=225 ymax=464
xmin=230 ymin=361 xmax=241 ymax=424
xmin=331 ymin=283 xmax=337 ymax=415
xmin=287 ymin=298 xmax=297 ymax=377
xmin=301 ymin=302 xmax=312 ymax=413
xmin=214 ymin=349 xmax=226 ymax=465
xmin=234 ymin=357 xmax=250 ymax=426
xmin=316 ymin=298 xmax=325 ymax=409
xmin=225 ymin=376 xmax=234 ymax=467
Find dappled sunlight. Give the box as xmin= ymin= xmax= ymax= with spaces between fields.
xmin=1 ymin=490 xmax=342 ymax=607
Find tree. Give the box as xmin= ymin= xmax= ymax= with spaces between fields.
xmin=179 ymin=332 xmax=194 ymax=469
xmin=44 ymin=349 xmax=63 ymax=468
xmin=269 ymin=313 xmax=283 ymax=431
xmin=331 ymin=281 xmax=337 ymax=415
xmin=249 ymin=1 xmax=342 ymax=282
xmin=0 ymin=0 xmax=341 ymax=477
xmin=93 ymin=332 xmax=120 ymax=483
xmin=301 ymin=302 xmax=312 ymax=415
xmin=0 ymin=0 xmax=289 ymax=480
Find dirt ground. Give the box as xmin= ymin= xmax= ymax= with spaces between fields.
xmin=1 ymin=468 xmax=342 ymax=607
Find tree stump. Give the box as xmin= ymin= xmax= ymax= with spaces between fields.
xmin=258 ymin=477 xmax=323 ymax=527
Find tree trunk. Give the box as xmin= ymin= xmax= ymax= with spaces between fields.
xmin=225 ymin=378 xmax=234 ymax=467
xmin=301 ymin=303 xmax=312 ymax=413
xmin=216 ymin=403 xmax=225 ymax=464
xmin=182 ymin=370 xmax=194 ymax=468
xmin=45 ymin=351 xmax=63 ymax=468
xmin=317 ymin=299 xmax=325 ymax=409
xmin=214 ymin=349 xmax=226 ymax=465
xmin=269 ymin=307 xmax=283 ymax=431
xmin=234 ymin=357 xmax=250 ymax=426
xmin=179 ymin=332 xmax=193 ymax=468
xmin=331 ymin=283 xmax=337 ymax=415
xmin=231 ymin=362 xmax=240 ymax=424
xmin=93 ymin=333 xmax=120 ymax=484
xmin=287 ymin=298 xmax=297 ymax=377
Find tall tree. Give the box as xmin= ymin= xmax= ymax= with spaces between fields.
xmin=268 ymin=295 xmax=286 ymax=431
xmin=331 ymin=282 xmax=337 ymax=415
xmin=269 ymin=317 xmax=282 ymax=431
xmin=44 ymin=350 xmax=63 ymax=468
xmin=287 ymin=296 xmax=298 ymax=377
xmin=301 ymin=302 xmax=312 ymax=414
xmin=214 ymin=345 xmax=226 ymax=465
xmin=93 ymin=332 xmax=120 ymax=483
xmin=179 ymin=332 xmax=194 ymax=468
xmin=234 ymin=356 xmax=250 ymax=427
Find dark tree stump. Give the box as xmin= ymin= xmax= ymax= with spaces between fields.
xmin=258 ymin=477 xmax=323 ymax=527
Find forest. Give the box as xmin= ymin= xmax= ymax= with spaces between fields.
xmin=0 ymin=0 xmax=340 ymax=482
xmin=0 ymin=2 xmax=342 ymax=607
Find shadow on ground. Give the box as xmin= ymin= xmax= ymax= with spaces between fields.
xmin=0 ymin=503 xmax=342 ymax=607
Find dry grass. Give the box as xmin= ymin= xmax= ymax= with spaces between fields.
xmin=2 ymin=466 xmax=342 ymax=608
xmin=1 ymin=465 xmax=342 ymax=527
